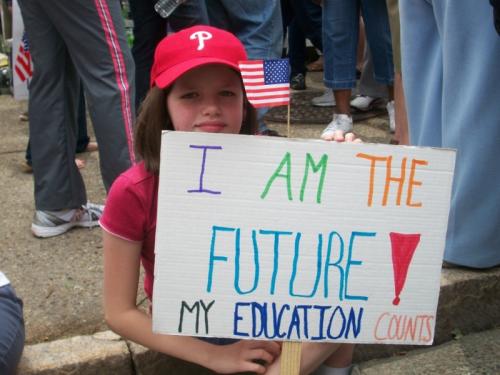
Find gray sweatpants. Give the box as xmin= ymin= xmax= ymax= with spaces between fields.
xmin=18 ymin=0 xmax=135 ymax=211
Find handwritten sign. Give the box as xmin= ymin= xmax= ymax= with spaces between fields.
xmin=152 ymin=131 xmax=456 ymax=345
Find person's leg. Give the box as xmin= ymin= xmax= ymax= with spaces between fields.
xmin=385 ymin=0 xmax=408 ymax=144
xmin=361 ymin=0 xmax=395 ymax=130
xmin=289 ymin=0 xmax=323 ymax=90
xmin=216 ymin=0 xmax=283 ymax=59
xmin=129 ymin=0 xmax=165 ymax=111
xmin=281 ymin=0 xmax=294 ymax=34
xmin=356 ymin=18 xmax=365 ymax=73
xmin=75 ymin=85 xmax=90 ymax=153
xmin=360 ymin=0 xmax=394 ymax=89
xmin=352 ymin=45 xmax=388 ymax=121
xmin=431 ymin=0 xmax=500 ymax=267
xmin=205 ymin=0 xmax=231 ymax=29
xmin=18 ymin=0 xmax=86 ymax=211
xmin=213 ymin=0 xmax=284 ymax=134
xmin=169 ymin=0 xmax=209 ymax=30
xmin=289 ymin=18 xmax=307 ymax=90
xmin=45 ymin=0 xmax=136 ymax=191
xmin=321 ymin=0 xmax=360 ymax=139
xmin=323 ymin=0 xmax=360 ymax=114
xmin=0 ymin=284 xmax=25 ymax=375
xmin=24 ymin=140 xmax=31 ymax=166
xmin=333 ymin=90 xmax=352 ymax=115
xmin=356 ymin=46 xmax=387 ymax=100
xmin=360 ymin=0 xmax=395 ymax=136
xmin=319 ymin=343 xmax=354 ymax=374
xmin=323 ymin=0 xmax=360 ymax=93
xmin=400 ymin=0 xmax=442 ymax=146
xmin=392 ymin=72 xmax=408 ymax=144
xmin=289 ymin=0 xmax=323 ymax=51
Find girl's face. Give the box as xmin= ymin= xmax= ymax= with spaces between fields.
xmin=167 ymin=64 xmax=245 ymax=134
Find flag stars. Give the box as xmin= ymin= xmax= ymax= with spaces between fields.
xmin=264 ymin=60 xmax=290 ymax=85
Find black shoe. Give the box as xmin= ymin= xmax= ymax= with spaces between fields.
xmin=290 ymin=73 xmax=306 ymax=90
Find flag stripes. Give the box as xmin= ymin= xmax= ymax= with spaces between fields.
xmin=239 ymin=59 xmax=290 ymax=108
xmin=14 ymin=33 xmax=32 ymax=82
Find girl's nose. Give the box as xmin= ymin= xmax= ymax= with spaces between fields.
xmin=201 ymin=97 xmax=221 ymax=116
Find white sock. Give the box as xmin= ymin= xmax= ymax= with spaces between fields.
xmin=314 ymin=365 xmax=352 ymax=375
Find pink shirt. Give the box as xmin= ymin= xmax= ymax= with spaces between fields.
xmin=100 ymin=162 xmax=158 ymax=301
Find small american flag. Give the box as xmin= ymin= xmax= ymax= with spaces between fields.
xmin=239 ymin=59 xmax=290 ymax=108
xmin=15 ymin=32 xmax=32 ymax=82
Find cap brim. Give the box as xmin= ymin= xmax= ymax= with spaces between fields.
xmin=154 ymin=58 xmax=240 ymax=89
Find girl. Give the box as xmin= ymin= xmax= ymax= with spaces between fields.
xmin=101 ymin=25 xmax=353 ymax=374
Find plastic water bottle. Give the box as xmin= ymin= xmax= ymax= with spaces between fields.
xmin=154 ymin=0 xmax=186 ymax=19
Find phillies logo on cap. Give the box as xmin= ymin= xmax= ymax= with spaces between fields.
xmin=190 ymin=31 xmax=213 ymax=51
xmin=151 ymin=25 xmax=248 ymax=89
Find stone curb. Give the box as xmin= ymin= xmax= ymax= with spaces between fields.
xmin=18 ymin=327 xmax=500 ymax=375
xmin=351 ymin=327 xmax=500 ymax=375
xmin=17 ymin=331 xmax=214 ymax=375
xmin=17 ymin=267 xmax=500 ymax=374
xmin=18 ymin=331 xmax=133 ymax=375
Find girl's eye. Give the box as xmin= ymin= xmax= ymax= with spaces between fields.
xmin=180 ymin=92 xmax=198 ymax=99
xmin=220 ymin=90 xmax=236 ymax=97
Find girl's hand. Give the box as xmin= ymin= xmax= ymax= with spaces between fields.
xmin=209 ymin=340 xmax=281 ymax=374
xmin=325 ymin=130 xmax=363 ymax=143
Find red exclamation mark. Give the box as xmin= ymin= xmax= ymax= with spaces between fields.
xmin=389 ymin=232 xmax=421 ymax=306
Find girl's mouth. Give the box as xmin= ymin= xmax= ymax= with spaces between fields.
xmin=195 ymin=122 xmax=226 ymax=133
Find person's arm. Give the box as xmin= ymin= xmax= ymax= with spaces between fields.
xmin=103 ymin=231 xmax=280 ymax=374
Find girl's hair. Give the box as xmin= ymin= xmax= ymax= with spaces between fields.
xmin=135 ymin=86 xmax=258 ymax=174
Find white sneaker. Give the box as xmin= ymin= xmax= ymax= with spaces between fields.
xmin=31 ymin=202 xmax=104 ymax=238
xmin=387 ymin=100 xmax=395 ymax=133
xmin=311 ymin=89 xmax=336 ymax=107
xmin=320 ymin=114 xmax=353 ymax=140
xmin=350 ymin=95 xmax=378 ymax=111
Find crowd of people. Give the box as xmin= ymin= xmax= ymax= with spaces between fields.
xmin=1 ymin=0 xmax=499 ymax=374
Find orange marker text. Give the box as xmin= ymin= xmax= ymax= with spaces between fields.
xmin=356 ymin=153 xmax=428 ymax=207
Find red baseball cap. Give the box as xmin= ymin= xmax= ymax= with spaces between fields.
xmin=150 ymin=25 xmax=248 ymax=89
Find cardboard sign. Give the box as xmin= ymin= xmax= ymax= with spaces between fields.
xmin=153 ymin=131 xmax=456 ymax=345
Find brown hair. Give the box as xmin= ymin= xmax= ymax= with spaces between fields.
xmin=135 ymin=86 xmax=258 ymax=174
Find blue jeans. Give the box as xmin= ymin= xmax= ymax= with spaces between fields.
xmin=400 ymin=0 xmax=500 ymax=268
xmin=0 ymin=284 xmax=25 ymax=374
xmin=129 ymin=0 xmax=209 ymax=110
xmin=206 ymin=0 xmax=283 ymax=59
xmin=206 ymin=0 xmax=283 ymax=132
xmin=322 ymin=0 xmax=394 ymax=89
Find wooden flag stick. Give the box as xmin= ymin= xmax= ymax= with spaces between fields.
xmin=287 ymin=103 xmax=291 ymax=138
xmin=283 ymin=97 xmax=299 ymax=374
xmin=280 ymin=341 xmax=302 ymax=375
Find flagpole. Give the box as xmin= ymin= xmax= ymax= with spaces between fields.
xmin=282 ymin=85 xmax=301 ymax=375
xmin=287 ymin=102 xmax=291 ymax=138
xmin=282 ymin=68 xmax=301 ymax=375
